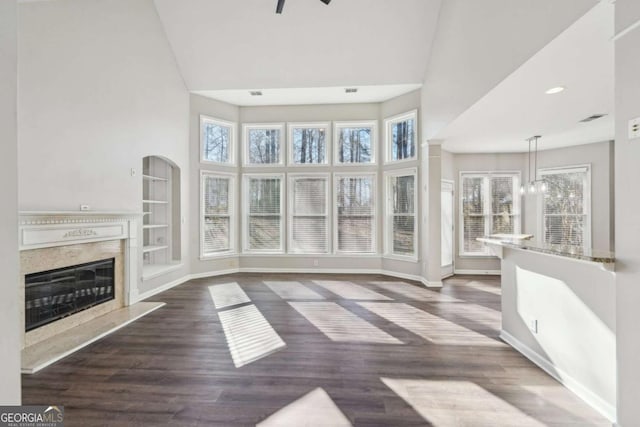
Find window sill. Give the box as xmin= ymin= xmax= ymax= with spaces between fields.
xmin=382 ymin=255 xmax=419 ymax=263
xmin=200 ymin=252 xmax=237 ymax=261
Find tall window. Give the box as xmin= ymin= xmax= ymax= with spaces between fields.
xmin=289 ymin=123 xmax=330 ymax=165
xmin=201 ymin=172 xmax=234 ymax=257
xmin=385 ymin=169 xmax=417 ymax=258
xmin=385 ymin=110 xmax=417 ymax=163
xmin=289 ymin=175 xmax=329 ymax=253
xmin=335 ymin=174 xmax=376 ymax=253
xmin=334 ymin=121 xmax=376 ymax=164
xmin=243 ymin=174 xmax=284 ymax=253
xmin=539 ymin=165 xmax=591 ymax=247
xmin=201 ymin=115 xmax=235 ymax=164
xmin=243 ymin=123 xmax=283 ymax=166
xmin=460 ymin=172 xmax=521 ymax=255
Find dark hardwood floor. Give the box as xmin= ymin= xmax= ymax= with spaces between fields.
xmin=22 ymin=274 xmax=609 ymax=426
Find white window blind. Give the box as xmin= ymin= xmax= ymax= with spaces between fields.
xmin=540 ymin=166 xmax=591 ymax=247
xmin=245 ymin=175 xmax=283 ymax=252
xmin=201 ymin=116 xmax=234 ymax=164
xmin=244 ymin=124 xmax=282 ymax=165
xmin=335 ymin=122 xmax=375 ymax=164
xmin=289 ymin=175 xmax=329 ymax=253
xmin=289 ymin=124 xmax=329 ymax=164
xmin=460 ymin=172 xmax=520 ymax=255
xmin=201 ymin=173 xmax=234 ymax=256
xmin=386 ymin=171 xmax=417 ymax=257
xmin=336 ymin=175 xmax=375 ymax=253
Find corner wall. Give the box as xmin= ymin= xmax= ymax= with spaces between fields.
xmin=0 ymin=0 xmax=21 ymax=405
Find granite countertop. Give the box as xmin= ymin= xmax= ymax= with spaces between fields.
xmin=477 ymin=236 xmax=615 ymax=264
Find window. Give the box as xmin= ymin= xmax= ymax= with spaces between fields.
xmin=289 ymin=174 xmax=329 ymax=254
xmin=460 ymin=172 xmax=521 ymax=256
xmin=243 ymin=123 xmax=284 ymax=166
xmin=385 ymin=169 xmax=417 ymax=258
xmin=201 ymin=116 xmax=235 ymax=164
xmin=288 ymin=123 xmax=330 ymax=165
xmin=243 ymin=174 xmax=284 ymax=253
xmin=201 ymin=172 xmax=235 ymax=257
xmin=334 ymin=121 xmax=376 ymax=164
xmin=385 ymin=110 xmax=417 ymax=163
xmin=335 ymin=174 xmax=376 ymax=254
xmin=539 ymin=165 xmax=591 ymax=247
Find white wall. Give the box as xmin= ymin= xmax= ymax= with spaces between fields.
xmin=0 ymin=0 xmax=21 ymax=405
xmin=18 ymin=0 xmax=191 ymax=295
xmin=614 ymin=1 xmax=640 ymax=424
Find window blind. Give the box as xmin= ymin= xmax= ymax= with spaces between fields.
xmin=389 ymin=173 xmax=416 ymax=256
xmin=246 ymin=176 xmax=282 ymax=252
xmin=540 ymin=167 xmax=590 ymax=247
xmin=290 ymin=176 xmax=329 ymax=253
xmin=336 ymin=175 xmax=375 ymax=253
xmin=202 ymin=174 xmax=232 ymax=255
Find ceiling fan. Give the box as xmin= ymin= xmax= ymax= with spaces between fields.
xmin=276 ymin=0 xmax=331 ymax=14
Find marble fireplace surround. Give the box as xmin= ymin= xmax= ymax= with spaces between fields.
xmin=19 ymin=211 xmax=140 ymax=349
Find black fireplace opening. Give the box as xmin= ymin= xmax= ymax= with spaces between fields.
xmin=25 ymin=258 xmax=115 ymax=332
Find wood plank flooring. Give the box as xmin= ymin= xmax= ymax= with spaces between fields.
xmin=22 ymin=274 xmax=610 ymax=426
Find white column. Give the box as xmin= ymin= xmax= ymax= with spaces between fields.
xmin=420 ymin=140 xmax=443 ymax=287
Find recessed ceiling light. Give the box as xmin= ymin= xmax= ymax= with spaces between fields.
xmin=545 ymin=86 xmax=565 ymax=95
xmin=345 ymin=88 xmax=358 ymax=94
xmin=249 ymin=90 xmax=263 ymax=96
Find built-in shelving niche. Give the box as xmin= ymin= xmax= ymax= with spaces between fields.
xmin=142 ymin=156 xmax=181 ymax=280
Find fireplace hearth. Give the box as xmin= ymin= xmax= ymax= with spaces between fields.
xmin=25 ymin=258 xmax=115 ymax=331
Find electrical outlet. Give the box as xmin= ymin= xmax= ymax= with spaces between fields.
xmin=529 ymin=319 xmax=538 ymax=334
xmin=313 ymin=259 xmax=319 ymax=267
xmin=629 ymin=117 xmax=640 ymax=139
xmin=80 ymin=204 xmax=90 ymax=211
xmin=131 ymin=168 xmax=137 ymax=177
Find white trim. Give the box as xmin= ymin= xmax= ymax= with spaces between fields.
xmin=384 ymin=109 xmax=418 ymax=164
xmin=441 ymin=179 xmax=455 ymax=277
xmin=288 ymin=172 xmax=331 ymax=254
xmin=333 ymin=172 xmax=377 ymax=255
xmin=459 ymin=171 xmax=521 ymax=257
xmin=242 ymin=173 xmax=286 ymax=254
xmin=384 ymin=167 xmax=419 ymax=260
xmin=500 ymin=330 xmax=616 ymax=422
xmin=242 ymin=122 xmax=285 ymax=167
xmin=200 ymin=170 xmax=237 ymax=258
xmin=141 ymin=262 xmax=183 ymax=281
xmin=333 ymin=120 xmax=378 ymax=165
xmin=612 ymin=17 xmax=640 ymax=41
xmin=453 ymin=269 xmax=501 ymax=275
xmin=200 ymin=115 xmax=237 ymax=165
xmin=287 ymin=122 xmax=331 ymax=166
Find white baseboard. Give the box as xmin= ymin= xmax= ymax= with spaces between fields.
xmin=454 ymin=269 xmax=501 ymax=275
xmin=500 ymin=330 xmax=616 ymax=423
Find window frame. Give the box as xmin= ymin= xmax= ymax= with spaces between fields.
xmin=242 ymin=173 xmax=286 ymax=254
xmin=384 ymin=168 xmax=419 ymax=261
xmin=334 ymin=172 xmax=377 ymax=255
xmin=384 ymin=110 xmax=418 ymax=164
xmin=287 ymin=122 xmax=331 ymax=167
xmin=458 ymin=171 xmax=521 ymax=257
xmin=200 ymin=170 xmax=236 ymax=259
xmin=287 ymin=172 xmax=331 ymax=254
xmin=537 ymin=164 xmax=592 ymax=248
xmin=200 ymin=115 xmax=236 ymax=165
xmin=333 ymin=120 xmax=378 ymax=166
xmin=242 ymin=122 xmax=285 ymax=167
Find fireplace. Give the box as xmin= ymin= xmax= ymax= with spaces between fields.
xmin=25 ymin=258 xmax=116 ymax=331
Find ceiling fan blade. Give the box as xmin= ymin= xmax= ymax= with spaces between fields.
xmin=320 ymin=0 xmax=331 ymax=4
xmin=276 ymin=0 xmax=285 ymax=14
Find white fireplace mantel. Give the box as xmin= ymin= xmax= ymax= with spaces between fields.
xmin=19 ymin=211 xmax=142 ymax=305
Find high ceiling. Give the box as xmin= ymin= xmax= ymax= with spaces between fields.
xmin=153 ymin=0 xmax=441 ymax=91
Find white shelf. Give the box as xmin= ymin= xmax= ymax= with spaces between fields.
xmin=143 ymin=174 xmax=168 ymax=182
xmin=142 ymin=200 xmax=168 ymax=204
xmin=142 ymin=245 xmax=168 ymax=254
xmin=143 ymin=224 xmax=169 ymax=229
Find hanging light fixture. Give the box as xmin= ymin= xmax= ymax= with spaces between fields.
xmin=521 ymin=135 xmax=546 ymax=196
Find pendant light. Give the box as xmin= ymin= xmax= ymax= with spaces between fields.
xmin=521 ymin=135 xmax=546 ymax=195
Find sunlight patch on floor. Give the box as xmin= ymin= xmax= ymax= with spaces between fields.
xmin=217 ymin=304 xmax=286 ymax=368
xmin=208 ymin=282 xmax=251 ymax=309
xmin=263 ymin=281 xmax=325 ymax=300
xmin=358 ymin=302 xmax=503 ymax=346
xmin=382 ymin=378 xmax=545 ymax=427
xmin=289 ymin=302 xmax=402 ymax=344
xmin=369 ymin=281 xmax=461 ymax=302
xmin=257 ymin=387 xmax=352 ymax=427
xmin=312 ymin=280 xmax=391 ymax=300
